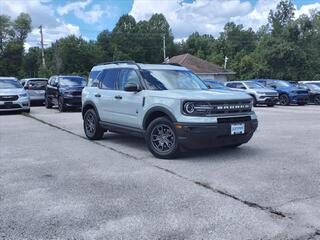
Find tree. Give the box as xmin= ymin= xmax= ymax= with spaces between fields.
xmin=269 ymin=0 xmax=295 ymax=35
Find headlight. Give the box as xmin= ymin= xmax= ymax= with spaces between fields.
xmin=183 ymin=101 xmax=212 ymax=116
xmin=19 ymin=93 xmax=28 ymax=98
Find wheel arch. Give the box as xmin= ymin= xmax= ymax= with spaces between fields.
xmin=143 ymin=107 xmax=177 ymax=130
xmin=82 ymin=100 xmax=100 ymax=120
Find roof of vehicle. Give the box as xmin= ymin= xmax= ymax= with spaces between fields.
xmin=0 ymin=77 xmax=18 ymax=80
xmin=91 ymin=63 xmax=188 ymax=72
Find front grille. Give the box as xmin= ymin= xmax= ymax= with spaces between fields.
xmin=208 ymin=100 xmax=252 ymax=114
xmin=71 ymin=91 xmax=82 ymax=96
xmin=218 ymin=116 xmax=251 ymax=124
xmin=265 ymin=92 xmax=278 ymax=96
xmin=0 ymin=95 xmax=19 ymax=101
xmin=0 ymin=104 xmax=21 ymax=109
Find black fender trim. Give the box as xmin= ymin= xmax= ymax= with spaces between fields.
xmin=82 ymin=100 xmax=100 ymax=120
xmin=143 ymin=107 xmax=177 ymax=129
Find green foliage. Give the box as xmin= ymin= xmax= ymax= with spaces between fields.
xmin=1 ymin=1 xmax=320 ymax=81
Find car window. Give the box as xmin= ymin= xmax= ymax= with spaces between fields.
xmin=245 ymin=82 xmax=264 ymax=89
xmin=0 ymin=79 xmax=23 ymax=89
xmin=117 ymin=69 xmax=140 ymax=90
xmin=235 ymin=83 xmax=246 ymax=89
xmin=100 ymin=69 xmax=119 ymax=90
xmin=59 ymin=77 xmax=86 ymax=87
xmin=88 ymin=70 xmax=100 ymax=87
xmin=26 ymin=80 xmax=47 ymax=90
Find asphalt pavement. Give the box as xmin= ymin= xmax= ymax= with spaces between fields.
xmin=1 ymin=105 xmax=320 ymax=239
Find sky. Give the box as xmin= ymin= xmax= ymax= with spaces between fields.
xmin=1 ymin=0 xmax=320 ymax=50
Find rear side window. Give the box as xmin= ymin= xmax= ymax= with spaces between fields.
xmin=100 ymin=69 xmax=119 ymax=90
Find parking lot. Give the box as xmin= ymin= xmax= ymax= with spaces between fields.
xmin=1 ymin=105 xmax=320 ymax=240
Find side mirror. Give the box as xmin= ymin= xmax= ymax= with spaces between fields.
xmin=124 ymin=83 xmax=139 ymax=92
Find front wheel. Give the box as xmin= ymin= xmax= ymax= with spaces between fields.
xmin=279 ymin=94 xmax=290 ymax=106
xmin=58 ymin=96 xmax=66 ymax=112
xmin=84 ymin=109 xmax=104 ymax=140
xmin=314 ymin=95 xmax=320 ymax=105
xmin=146 ymin=117 xmax=179 ymax=159
xmin=267 ymin=103 xmax=275 ymax=107
xmin=45 ymin=96 xmax=53 ymax=109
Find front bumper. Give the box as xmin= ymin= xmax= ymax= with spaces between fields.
xmin=63 ymin=96 xmax=82 ymax=108
xmin=257 ymin=96 xmax=278 ymax=104
xmin=0 ymin=99 xmax=30 ymax=112
xmin=175 ymin=117 xmax=258 ymax=149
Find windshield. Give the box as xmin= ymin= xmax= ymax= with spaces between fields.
xmin=0 ymin=79 xmax=23 ymax=89
xmin=245 ymin=82 xmax=265 ymax=89
xmin=26 ymin=80 xmax=47 ymax=90
xmin=205 ymin=81 xmax=226 ymax=89
xmin=60 ymin=77 xmax=86 ymax=87
xmin=274 ymin=81 xmax=291 ymax=87
xmin=307 ymin=83 xmax=320 ymax=91
xmin=142 ymin=70 xmax=208 ymax=90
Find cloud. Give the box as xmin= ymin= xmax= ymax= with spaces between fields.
xmin=57 ymin=0 xmax=105 ymax=24
xmin=130 ymin=0 xmax=320 ymax=38
xmin=0 ymin=0 xmax=81 ymax=49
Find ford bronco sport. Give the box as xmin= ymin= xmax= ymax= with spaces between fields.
xmin=82 ymin=61 xmax=258 ymax=159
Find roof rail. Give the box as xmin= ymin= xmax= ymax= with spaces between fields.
xmin=96 ymin=60 xmax=142 ymax=70
xmin=162 ymin=62 xmax=182 ymax=67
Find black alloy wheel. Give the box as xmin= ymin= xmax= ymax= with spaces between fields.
xmin=84 ymin=109 xmax=104 ymax=140
xmin=279 ymin=94 xmax=290 ymax=106
xmin=58 ymin=96 xmax=66 ymax=112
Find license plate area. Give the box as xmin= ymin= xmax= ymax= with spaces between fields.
xmin=231 ymin=123 xmax=245 ymax=135
xmin=4 ymin=101 xmax=13 ymax=105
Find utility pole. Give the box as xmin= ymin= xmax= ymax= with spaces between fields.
xmin=39 ymin=25 xmax=46 ymax=68
xmin=162 ymin=34 xmax=166 ymax=62
xmin=224 ymin=56 xmax=229 ymax=69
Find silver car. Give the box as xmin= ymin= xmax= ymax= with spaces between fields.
xmin=225 ymin=80 xmax=279 ymax=107
xmin=20 ymin=78 xmax=48 ymax=104
xmin=0 ymin=77 xmax=30 ymax=112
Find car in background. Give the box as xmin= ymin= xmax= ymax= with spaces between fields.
xmin=0 ymin=77 xmax=30 ymax=113
xmin=204 ymin=80 xmax=231 ymax=90
xmin=255 ymin=79 xmax=309 ymax=106
xmin=299 ymin=83 xmax=320 ymax=105
xmin=299 ymin=81 xmax=320 ymax=87
xmin=45 ymin=75 xmax=87 ymax=112
xmin=20 ymin=78 xmax=48 ymax=105
xmin=225 ymin=80 xmax=278 ymax=107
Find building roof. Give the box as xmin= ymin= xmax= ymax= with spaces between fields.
xmin=169 ymin=53 xmax=234 ymax=75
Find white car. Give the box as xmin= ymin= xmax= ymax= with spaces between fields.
xmin=20 ymin=78 xmax=48 ymax=104
xmin=82 ymin=62 xmax=258 ymax=159
xmin=0 ymin=77 xmax=30 ymax=113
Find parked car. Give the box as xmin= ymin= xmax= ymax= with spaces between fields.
xmin=0 ymin=77 xmax=30 ymax=113
xmin=299 ymin=81 xmax=320 ymax=87
xmin=204 ymin=80 xmax=230 ymax=90
xmin=45 ymin=75 xmax=87 ymax=112
xmin=255 ymin=79 xmax=309 ymax=106
xmin=82 ymin=61 xmax=258 ymax=159
xmin=225 ymin=80 xmax=279 ymax=107
xmin=299 ymin=83 xmax=320 ymax=105
xmin=20 ymin=78 xmax=48 ymax=104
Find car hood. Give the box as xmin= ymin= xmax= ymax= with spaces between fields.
xmin=0 ymin=88 xmax=26 ymax=96
xmin=148 ymin=89 xmax=252 ymax=101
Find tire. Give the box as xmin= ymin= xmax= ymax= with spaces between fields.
xmin=279 ymin=94 xmax=290 ymax=106
xmin=45 ymin=96 xmax=53 ymax=109
xmin=298 ymin=103 xmax=306 ymax=106
xmin=267 ymin=103 xmax=275 ymax=107
xmin=146 ymin=117 xmax=179 ymax=159
xmin=58 ymin=96 xmax=66 ymax=112
xmin=23 ymin=109 xmax=30 ymax=113
xmin=83 ymin=109 xmax=104 ymax=140
xmin=314 ymin=95 xmax=320 ymax=105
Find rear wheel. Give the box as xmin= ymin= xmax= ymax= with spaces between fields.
xmin=146 ymin=117 xmax=179 ymax=159
xmin=84 ymin=109 xmax=104 ymax=140
xmin=279 ymin=94 xmax=290 ymax=106
xmin=45 ymin=96 xmax=53 ymax=109
xmin=58 ymin=96 xmax=66 ymax=112
xmin=314 ymin=95 xmax=320 ymax=105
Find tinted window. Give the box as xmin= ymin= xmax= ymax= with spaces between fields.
xmin=26 ymin=79 xmax=48 ymax=90
xmin=88 ymin=71 xmax=101 ymax=86
xmin=59 ymin=77 xmax=86 ymax=87
xmin=101 ymin=69 xmax=119 ymax=90
xmin=245 ymin=82 xmax=264 ymax=89
xmin=0 ymin=79 xmax=23 ymax=89
xmin=118 ymin=69 xmax=140 ymax=90
xmin=142 ymin=69 xmax=207 ymax=90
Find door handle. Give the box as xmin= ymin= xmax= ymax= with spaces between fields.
xmin=94 ymin=93 xmax=101 ymax=98
xmin=114 ymin=95 xmax=122 ymax=100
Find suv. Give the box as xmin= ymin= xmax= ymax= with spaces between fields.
xmin=225 ymin=80 xmax=278 ymax=107
xmin=82 ymin=61 xmax=258 ymax=159
xmin=299 ymin=83 xmax=320 ymax=105
xmin=255 ymin=79 xmax=309 ymax=106
xmin=45 ymin=75 xmax=87 ymax=112
xmin=0 ymin=77 xmax=30 ymax=113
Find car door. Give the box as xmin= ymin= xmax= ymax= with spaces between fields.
xmin=95 ymin=68 xmax=120 ymax=123
xmin=112 ymin=68 xmax=144 ymax=129
xmin=46 ymin=77 xmax=56 ymax=102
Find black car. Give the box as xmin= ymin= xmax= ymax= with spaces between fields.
xmin=300 ymin=83 xmax=320 ymax=105
xmin=45 ymin=75 xmax=87 ymax=112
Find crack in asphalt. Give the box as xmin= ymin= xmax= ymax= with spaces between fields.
xmin=23 ymin=113 xmax=288 ymax=219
